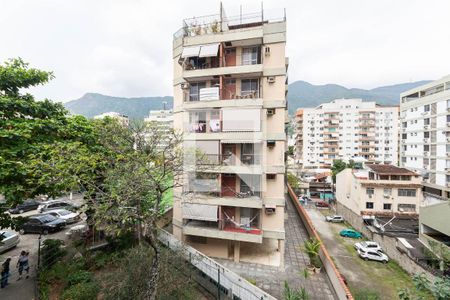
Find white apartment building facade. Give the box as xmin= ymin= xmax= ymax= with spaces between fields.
xmin=295 ymin=99 xmax=399 ymax=169
xmin=172 ymin=6 xmax=288 ymax=265
xmin=93 ymin=111 xmax=129 ymax=126
xmin=399 ymin=75 xmax=450 ymax=200
xmin=144 ymin=109 xmax=174 ymax=149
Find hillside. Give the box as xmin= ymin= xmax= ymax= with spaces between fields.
xmin=64 ymin=80 xmax=431 ymax=118
xmin=64 ymin=93 xmax=173 ymax=119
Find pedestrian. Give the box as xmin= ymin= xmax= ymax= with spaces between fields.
xmin=1 ymin=257 xmax=11 ymax=288
xmin=17 ymin=250 xmax=30 ymax=280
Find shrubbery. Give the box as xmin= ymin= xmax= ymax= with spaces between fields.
xmin=62 ymin=282 xmax=99 ymax=300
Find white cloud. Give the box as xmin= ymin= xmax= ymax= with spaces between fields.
xmin=0 ymin=0 xmax=449 ymax=101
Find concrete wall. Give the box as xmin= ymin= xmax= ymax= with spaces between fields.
xmin=336 ymin=202 xmax=437 ymax=283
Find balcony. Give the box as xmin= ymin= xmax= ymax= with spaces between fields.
xmin=183 ymin=220 xmax=262 ymax=243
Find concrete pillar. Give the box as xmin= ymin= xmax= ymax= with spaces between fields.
xmin=278 ymin=239 xmax=285 ymax=268
xmin=234 ymin=241 xmax=240 ymax=262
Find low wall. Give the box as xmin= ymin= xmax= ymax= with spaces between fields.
xmin=336 ymin=203 xmax=437 ymax=283
xmin=287 ymin=184 xmax=353 ymax=300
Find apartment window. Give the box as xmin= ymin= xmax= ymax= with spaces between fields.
xmin=366 ymin=188 xmax=374 ymax=196
xmin=424 ymin=104 xmax=430 ymax=112
xmin=189 ymin=82 xmax=206 ymax=101
xmin=383 ymin=188 xmax=392 ymax=196
xmin=424 ymin=118 xmax=430 ymax=125
xmin=242 ymin=46 xmax=261 ymax=65
xmin=366 ymin=202 xmax=374 ymax=209
xmin=398 ymin=204 xmax=416 ymax=212
xmin=383 ymin=203 xmax=392 ymax=210
xmin=402 ymin=122 xmax=407 ymax=128
xmin=424 ymin=145 xmax=430 ymax=151
xmin=424 ymin=131 xmax=430 ymax=138
xmin=241 ymin=79 xmax=259 ymax=98
xmin=401 ymin=133 xmax=407 ymax=140
xmin=398 ymin=189 xmax=416 ymax=197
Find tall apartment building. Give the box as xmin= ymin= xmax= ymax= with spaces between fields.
xmin=144 ymin=109 xmax=174 ymax=149
xmin=93 ymin=111 xmax=129 ymax=126
xmin=172 ymin=6 xmax=288 ymax=265
xmin=399 ymin=76 xmax=450 ymax=250
xmin=295 ymin=99 xmax=399 ymax=169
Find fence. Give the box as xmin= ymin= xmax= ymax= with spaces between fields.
xmin=286 ymin=184 xmax=353 ymax=300
xmin=158 ymin=229 xmax=276 ymax=300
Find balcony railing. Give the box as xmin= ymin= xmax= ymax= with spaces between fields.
xmin=184 ymin=87 xmax=260 ymax=102
xmin=198 ymin=153 xmax=261 ymax=166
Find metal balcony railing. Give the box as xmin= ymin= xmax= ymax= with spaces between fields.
xmin=197 ymin=154 xmax=261 ymax=166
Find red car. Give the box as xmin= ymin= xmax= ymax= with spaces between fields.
xmin=315 ymin=201 xmax=330 ymax=208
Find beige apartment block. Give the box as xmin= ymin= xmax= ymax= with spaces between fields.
xmin=294 ymin=99 xmax=399 ymax=170
xmin=172 ymin=6 xmax=288 ymax=266
xmin=336 ymin=164 xmax=423 ymax=217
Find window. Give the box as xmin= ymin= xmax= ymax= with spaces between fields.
xmin=398 ymin=189 xmax=416 ymax=197
xmin=383 ymin=188 xmax=392 ymax=196
xmin=383 ymin=203 xmax=392 ymax=210
xmin=424 ymin=118 xmax=430 ymax=125
xmin=398 ymin=204 xmax=416 ymax=212
xmin=424 ymin=104 xmax=430 ymax=112
xmin=366 ymin=202 xmax=374 ymax=209
xmin=189 ymin=82 xmax=206 ymax=101
xmin=242 ymin=46 xmax=260 ymax=65
xmin=424 ymin=131 xmax=430 ymax=138
xmin=241 ymin=79 xmax=259 ymax=97
xmin=366 ymin=188 xmax=374 ymax=196
xmin=424 ymin=145 xmax=430 ymax=151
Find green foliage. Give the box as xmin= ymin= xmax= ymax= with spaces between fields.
xmin=354 ymin=288 xmax=380 ymax=300
xmin=412 ymin=273 xmax=430 ymax=291
xmin=41 ymin=239 xmax=66 ymax=270
xmin=430 ymin=276 xmax=450 ymax=300
xmin=287 ymin=172 xmax=299 ymax=189
xmin=288 ymin=145 xmax=294 ymax=156
xmin=283 ymin=281 xmax=309 ymax=300
xmin=66 ymin=270 xmax=93 ymax=286
xmin=331 ymin=159 xmax=348 ymax=183
xmin=61 ymin=282 xmax=99 ymax=300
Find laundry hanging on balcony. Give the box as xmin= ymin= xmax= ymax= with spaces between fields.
xmin=223 ymin=212 xmax=259 ymax=229
xmin=182 ymin=203 xmax=218 ymax=222
xmin=209 ymin=119 xmax=221 ymax=132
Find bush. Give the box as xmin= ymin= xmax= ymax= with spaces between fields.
xmin=61 ymin=282 xmax=99 ymax=300
xmin=41 ymin=239 xmax=66 ymax=269
xmin=66 ymin=270 xmax=92 ymax=286
xmin=354 ymin=288 xmax=380 ymax=300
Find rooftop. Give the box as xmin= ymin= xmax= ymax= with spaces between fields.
xmin=366 ymin=164 xmax=418 ymax=176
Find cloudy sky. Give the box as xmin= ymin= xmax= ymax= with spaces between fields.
xmin=1 ymin=0 xmax=449 ymax=102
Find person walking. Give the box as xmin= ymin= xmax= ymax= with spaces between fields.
xmin=1 ymin=257 xmax=11 ymax=288
xmin=17 ymin=251 xmax=30 ymax=280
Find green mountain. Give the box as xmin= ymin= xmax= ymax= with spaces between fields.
xmin=286 ymin=80 xmax=431 ymax=114
xmin=64 ymin=93 xmax=173 ymax=119
xmin=64 ymin=80 xmax=431 ymax=118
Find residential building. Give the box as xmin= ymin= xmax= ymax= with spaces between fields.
xmin=93 ymin=111 xmax=129 ymax=126
xmin=144 ymin=109 xmax=174 ymax=149
xmin=295 ymin=99 xmax=399 ymax=169
xmin=399 ymin=75 xmax=450 ymax=200
xmin=336 ymin=164 xmax=423 ymax=217
xmin=172 ymin=6 xmax=288 ymax=265
xmin=399 ymin=76 xmax=450 ymax=250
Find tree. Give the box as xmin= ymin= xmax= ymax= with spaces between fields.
xmin=0 ymin=58 xmax=97 ymax=229
xmin=331 ymin=159 xmax=348 ymax=183
xmin=287 ymin=172 xmax=300 ymax=190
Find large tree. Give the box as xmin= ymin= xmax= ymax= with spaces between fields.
xmin=0 ymin=58 xmax=97 ymax=228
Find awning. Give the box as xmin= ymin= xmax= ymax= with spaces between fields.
xmin=221 ymin=140 xmax=262 ymax=144
xmin=222 ymin=108 xmax=261 ymax=132
xmin=182 ymin=203 xmax=218 ymax=222
xmin=199 ymin=43 xmax=220 ymax=57
xmin=181 ymin=46 xmax=201 ymax=58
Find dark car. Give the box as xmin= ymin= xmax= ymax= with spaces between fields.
xmin=315 ymin=201 xmax=330 ymax=208
xmin=19 ymin=214 xmax=66 ymax=234
xmin=9 ymin=199 xmax=41 ymax=214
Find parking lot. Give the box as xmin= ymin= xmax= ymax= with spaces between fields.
xmin=0 ymin=194 xmax=85 ymax=300
xmin=305 ymin=206 xmax=433 ymax=299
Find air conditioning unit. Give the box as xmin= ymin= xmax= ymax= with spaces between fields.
xmin=447 ymin=122 xmax=450 ymax=127
xmin=181 ymin=82 xmax=190 ymax=89
xmin=445 ymin=167 xmax=450 ymax=171
xmin=368 ymin=194 xmax=373 ymax=198
xmin=267 ymin=109 xmax=275 ymax=116
xmin=447 ymin=107 xmax=450 ymax=112
xmin=424 ymin=125 xmax=430 ymax=130
xmin=383 ymin=195 xmax=390 ymax=198
xmin=447 ymin=182 xmax=450 ymax=188
xmin=264 ymin=46 xmax=271 ymax=56
xmin=423 ymin=151 xmax=429 ymax=156
xmin=267 ymin=140 xmax=276 ymax=148
xmin=447 ymin=137 xmax=450 ymax=142
xmin=267 ymin=76 xmax=276 ymax=83
xmin=265 ymin=207 xmax=276 ymax=214
xmin=423 ymin=138 xmax=430 ymax=143
xmin=447 ymin=152 xmax=450 ymax=157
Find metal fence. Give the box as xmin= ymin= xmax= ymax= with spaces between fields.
xmin=158 ymin=229 xmax=276 ymax=300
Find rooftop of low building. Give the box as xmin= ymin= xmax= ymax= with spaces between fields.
xmin=366 ymin=164 xmax=418 ymax=176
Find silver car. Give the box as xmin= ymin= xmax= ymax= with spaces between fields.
xmin=325 ymin=215 xmax=344 ymax=223
xmin=357 ymin=249 xmax=389 ymax=263
xmin=37 ymin=200 xmax=79 ymax=213
xmin=0 ymin=230 xmax=20 ymax=253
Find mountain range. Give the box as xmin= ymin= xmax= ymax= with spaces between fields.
xmin=64 ymin=80 xmax=431 ymax=119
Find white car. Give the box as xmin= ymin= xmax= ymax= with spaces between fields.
xmin=37 ymin=200 xmax=79 ymax=213
xmin=325 ymin=215 xmax=344 ymax=223
xmin=357 ymin=249 xmax=389 ymax=263
xmin=45 ymin=209 xmax=81 ymax=224
xmin=354 ymin=241 xmax=382 ymax=252
xmin=0 ymin=230 xmax=20 ymax=253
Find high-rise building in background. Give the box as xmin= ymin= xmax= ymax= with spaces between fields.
xmin=295 ymin=99 xmax=399 ymax=170
xmin=399 ymin=76 xmax=450 ymax=249
xmin=144 ymin=109 xmax=174 ymax=149
xmin=172 ymin=5 xmax=288 ymax=265
xmin=93 ymin=111 xmax=129 ymax=126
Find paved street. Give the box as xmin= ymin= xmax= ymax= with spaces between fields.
xmin=217 ymin=195 xmax=336 ymax=300
xmin=0 ymin=194 xmax=84 ymax=300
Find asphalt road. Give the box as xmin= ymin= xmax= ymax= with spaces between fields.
xmin=0 ymin=194 xmax=85 ymax=300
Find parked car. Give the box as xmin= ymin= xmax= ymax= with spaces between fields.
xmin=46 ymin=209 xmax=81 ymax=224
xmin=0 ymin=230 xmax=20 ymax=253
xmin=315 ymin=201 xmax=330 ymax=208
xmin=9 ymin=199 xmax=41 ymax=214
xmin=19 ymin=214 xmax=66 ymax=234
xmin=357 ymin=249 xmax=389 ymax=263
xmin=37 ymin=200 xmax=80 ymax=213
xmin=354 ymin=241 xmax=382 ymax=252
xmin=339 ymin=229 xmax=362 ymax=239
xmin=325 ymin=215 xmax=344 ymax=223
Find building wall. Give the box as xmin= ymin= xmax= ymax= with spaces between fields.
xmin=400 ymin=75 xmax=450 ymax=199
